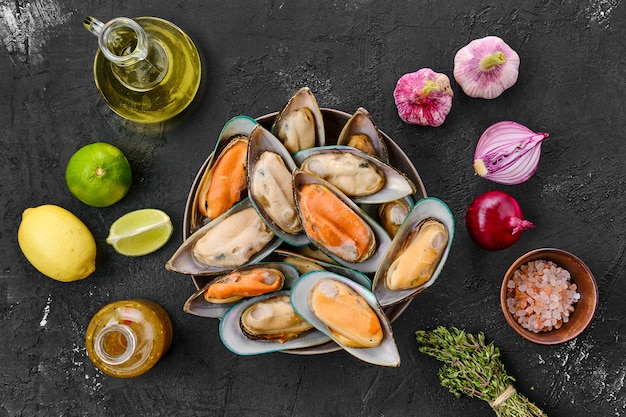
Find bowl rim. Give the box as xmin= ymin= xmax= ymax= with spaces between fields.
xmin=500 ymin=247 xmax=598 ymax=345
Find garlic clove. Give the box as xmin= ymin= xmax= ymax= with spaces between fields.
xmin=473 ymin=121 xmax=548 ymax=185
xmin=393 ymin=68 xmax=453 ymax=127
xmin=454 ymin=36 xmax=520 ymax=99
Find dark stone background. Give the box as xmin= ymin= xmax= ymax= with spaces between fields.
xmin=1 ymin=0 xmax=625 ymax=416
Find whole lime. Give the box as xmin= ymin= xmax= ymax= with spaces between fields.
xmin=65 ymin=142 xmax=132 ymax=207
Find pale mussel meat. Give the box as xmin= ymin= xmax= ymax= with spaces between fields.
xmin=166 ymin=198 xmax=282 ymax=276
xmin=293 ymin=146 xmax=416 ymax=204
xmin=247 ymin=124 xmax=308 ymax=246
xmin=271 ymin=87 xmax=325 ymax=154
xmin=239 ymin=294 xmax=313 ymax=342
xmin=219 ymin=290 xmax=331 ymax=355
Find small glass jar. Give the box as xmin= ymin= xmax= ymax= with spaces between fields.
xmin=85 ymin=299 xmax=173 ymax=378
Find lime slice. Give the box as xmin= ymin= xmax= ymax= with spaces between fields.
xmin=106 ymin=209 xmax=174 ymax=256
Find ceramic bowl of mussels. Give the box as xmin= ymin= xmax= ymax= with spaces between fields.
xmin=166 ymin=87 xmax=455 ymax=363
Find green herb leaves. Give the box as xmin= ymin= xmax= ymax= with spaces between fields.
xmin=415 ymin=327 xmax=547 ymax=417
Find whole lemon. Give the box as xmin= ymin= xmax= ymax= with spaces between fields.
xmin=65 ymin=142 xmax=132 ymax=207
xmin=18 ymin=205 xmax=97 ymax=282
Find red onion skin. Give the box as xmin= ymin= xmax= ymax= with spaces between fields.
xmin=465 ymin=190 xmax=534 ymax=251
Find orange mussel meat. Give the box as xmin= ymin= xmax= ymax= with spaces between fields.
xmin=200 ymin=138 xmax=248 ymax=219
xmin=297 ymin=183 xmax=375 ymax=263
xmin=309 ymin=279 xmax=383 ymax=348
xmin=203 ymin=267 xmax=285 ymax=304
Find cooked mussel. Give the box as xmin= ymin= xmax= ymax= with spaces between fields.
xmin=219 ymin=290 xmax=331 ymax=355
xmin=247 ymin=125 xmax=308 ymax=246
xmin=290 ymin=271 xmax=400 ymax=367
xmin=373 ymin=197 xmax=455 ymax=307
xmin=240 ymin=294 xmax=313 ymax=342
xmin=192 ymin=207 xmax=273 ymax=268
xmin=336 ymin=107 xmax=389 ymax=161
xmin=385 ymin=219 xmax=448 ymax=290
xmin=293 ymin=170 xmax=391 ymax=273
xmin=309 ymin=278 xmax=383 ymax=348
xmin=166 ymin=199 xmax=281 ymax=276
xmin=190 ymin=116 xmax=258 ymax=230
xmin=203 ymin=266 xmax=285 ymax=304
xmin=271 ymin=87 xmax=325 ymax=154
xmin=299 ymin=150 xmax=385 ymax=197
xmin=183 ymin=262 xmax=299 ymax=318
xmin=378 ymin=197 xmax=413 ymax=237
xmin=296 ymin=180 xmax=374 ymax=263
xmin=293 ymin=146 xmax=416 ymax=204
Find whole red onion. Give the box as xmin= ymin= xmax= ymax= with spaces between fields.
xmin=465 ymin=190 xmax=534 ymax=251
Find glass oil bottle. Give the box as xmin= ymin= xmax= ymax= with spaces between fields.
xmin=84 ymin=16 xmax=202 ymax=123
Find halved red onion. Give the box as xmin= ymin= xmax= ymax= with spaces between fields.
xmin=473 ymin=121 xmax=548 ymax=185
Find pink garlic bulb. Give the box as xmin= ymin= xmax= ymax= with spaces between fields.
xmin=393 ymin=68 xmax=453 ymax=127
xmin=454 ymin=36 xmax=520 ymax=99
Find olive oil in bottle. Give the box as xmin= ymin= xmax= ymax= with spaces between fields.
xmin=85 ymin=16 xmax=202 ymax=123
xmin=85 ymin=299 xmax=173 ymax=378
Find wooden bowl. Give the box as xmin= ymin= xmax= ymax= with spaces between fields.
xmin=500 ymin=248 xmax=598 ymax=345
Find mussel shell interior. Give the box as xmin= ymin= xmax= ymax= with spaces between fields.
xmin=372 ymin=197 xmax=455 ymax=307
xmin=167 ymin=198 xmax=282 ymax=276
xmin=293 ymin=170 xmax=392 ymax=273
xmin=290 ymin=271 xmax=400 ymax=367
xmin=247 ymin=125 xmax=309 ymax=246
xmin=188 ymin=115 xmax=258 ymax=232
xmin=219 ymin=291 xmax=331 ymax=355
xmin=183 ymin=262 xmax=300 ymax=318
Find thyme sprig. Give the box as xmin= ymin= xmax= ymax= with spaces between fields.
xmin=415 ymin=327 xmax=547 ymax=417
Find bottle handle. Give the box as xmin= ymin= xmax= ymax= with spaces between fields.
xmin=83 ymin=16 xmax=104 ymax=37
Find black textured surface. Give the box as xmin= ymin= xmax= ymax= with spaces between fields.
xmin=2 ymin=1 xmax=625 ymax=416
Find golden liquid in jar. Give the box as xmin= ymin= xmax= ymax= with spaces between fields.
xmin=93 ymin=17 xmax=202 ymax=123
xmin=85 ymin=299 xmax=173 ymax=378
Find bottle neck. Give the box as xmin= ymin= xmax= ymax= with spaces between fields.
xmin=85 ymin=16 xmax=168 ymax=91
xmin=94 ymin=323 xmax=137 ymax=365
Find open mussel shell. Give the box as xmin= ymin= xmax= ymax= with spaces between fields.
xmin=372 ymin=197 xmax=455 ymax=307
xmin=336 ymin=107 xmax=389 ymax=162
xmin=189 ymin=115 xmax=258 ymax=232
xmin=183 ymin=262 xmax=300 ymax=318
xmin=247 ymin=124 xmax=309 ymax=246
xmin=271 ymin=87 xmax=325 ymax=153
xmin=293 ymin=170 xmax=391 ymax=273
xmin=219 ymin=290 xmax=331 ymax=355
xmin=290 ymin=271 xmax=400 ymax=367
xmin=293 ymin=145 xmax=416 ymax=204
xmin=166 ymin=198 xmax=282 ymax=276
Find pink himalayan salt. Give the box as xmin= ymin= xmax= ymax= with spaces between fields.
xmin=506 ymin=259 xmax=580 ymax=333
